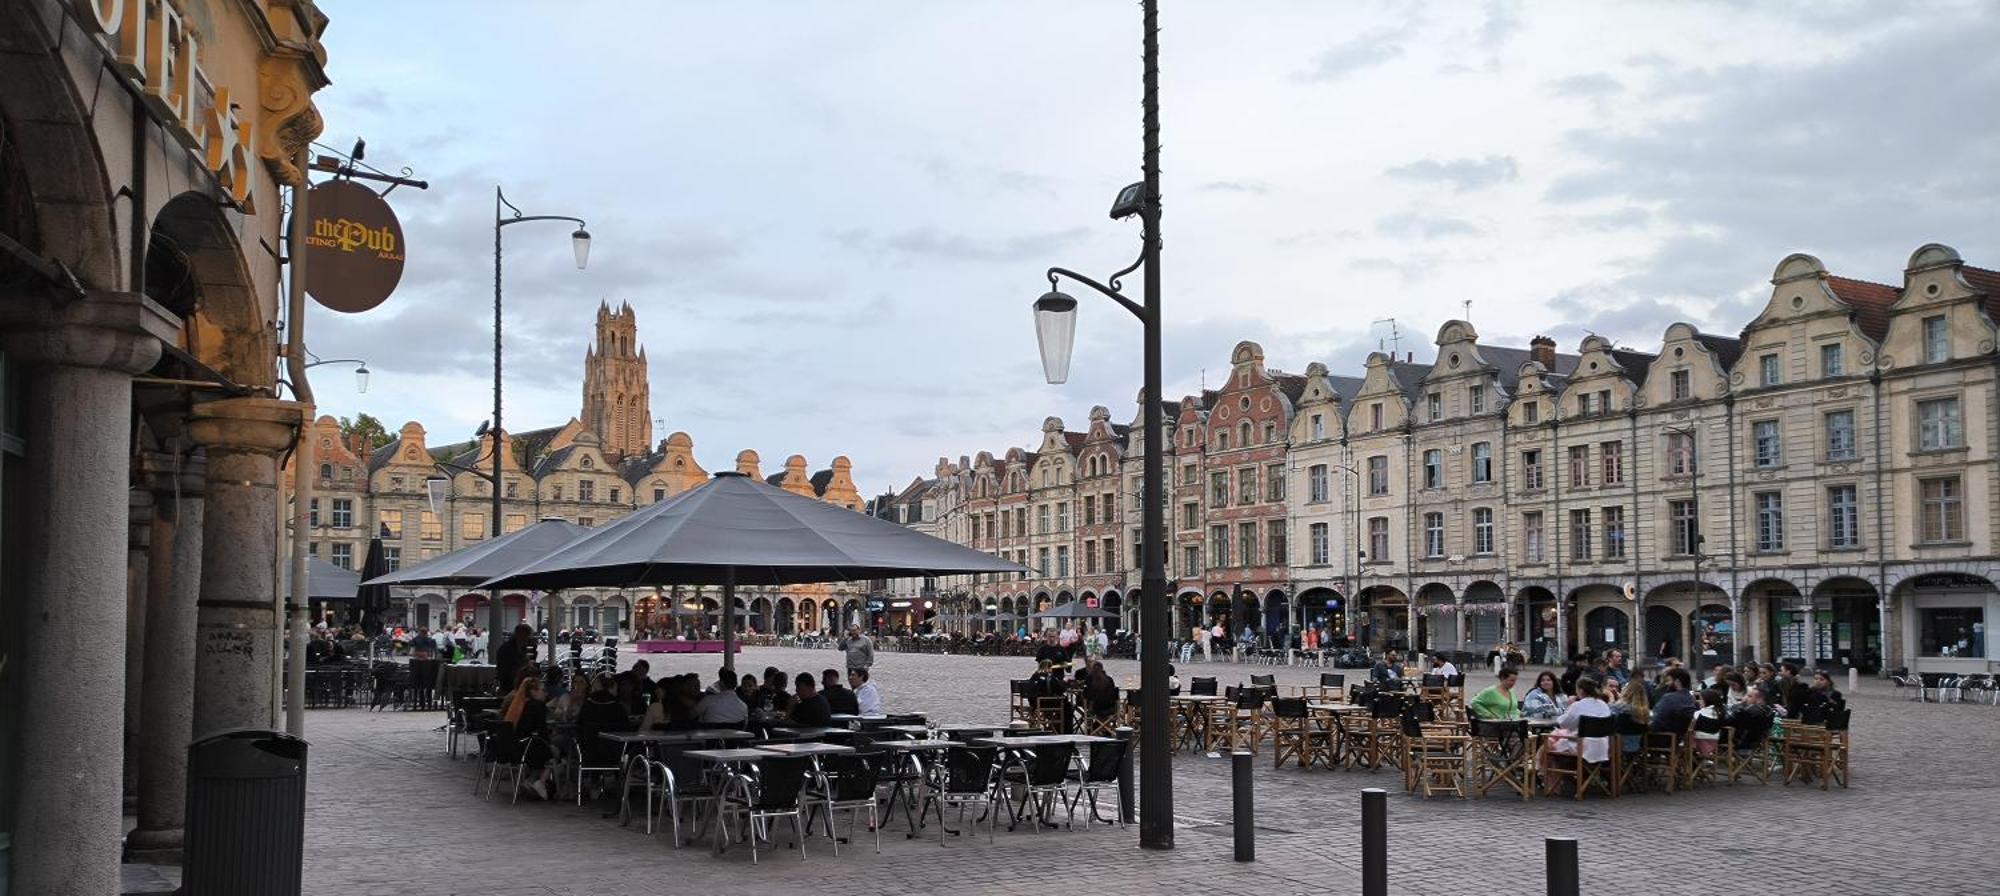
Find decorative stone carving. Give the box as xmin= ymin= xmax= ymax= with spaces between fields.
xmin=257 ymin=56 xmax=324 ymax=187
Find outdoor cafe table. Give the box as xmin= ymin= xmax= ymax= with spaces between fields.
xmin=875 ymin=739 xmax=956 ymax=833
xmin=684 ymin=748 xmax=792 ymax=854
xmin=1170 ymin=695 xmax=1226 ymax=752
xmin=878 ymin=724 xmax=933 ymax=738
xmin=769 ymin=726 xmax=848 ymax=740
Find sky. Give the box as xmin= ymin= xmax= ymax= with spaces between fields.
xmin=305 ymin=0 xmax=2000 ymax=499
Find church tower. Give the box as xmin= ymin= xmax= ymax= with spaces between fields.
xmin=580 ymin=300 xmax=652 ymax=459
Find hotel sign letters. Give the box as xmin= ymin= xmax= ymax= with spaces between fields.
xmin=71 ymin=0 xmax=259 ymax=212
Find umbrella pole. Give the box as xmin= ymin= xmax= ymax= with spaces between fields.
xmin=722 ymin=571 xmax=737 ymax=673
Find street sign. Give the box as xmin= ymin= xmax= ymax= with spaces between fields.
xmin=303 ymin=180 xmax=406 ymax=313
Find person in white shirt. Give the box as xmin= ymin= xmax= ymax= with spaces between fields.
xmin=694 ymin=669 xmax=749 ymax=725
xmin=849 ymin=667 xmax=882 ymax=715
xmin=1543 ymin=677 xmax=1613 ymax=791
xmin=1430 ymin=654 xmax=1460 ymax=678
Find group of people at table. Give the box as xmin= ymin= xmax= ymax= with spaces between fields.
xmin=490 ymin=659 xmax=882 ymax=800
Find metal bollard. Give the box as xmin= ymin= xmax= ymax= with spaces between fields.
xmin=1116 ymin=726 xmax=1136 ymax=824
xmin=1362 ymin=788 xmax=1387 ymax=896
xmin=1546 ymin=837 xmax=1579 ymax=896
xmin=1848 ymin=667 xmax=1859 ymax=693
xmin=1232 ymin=750 xmax=1254 ymax=861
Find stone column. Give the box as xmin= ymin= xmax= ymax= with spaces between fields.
xmin=188 ymin=397 xmax=304 ymax=738
xmin=126 ymin=451 xmax=206 ymax=859
xmin=0 ymin=290 xmax=176 ymax=896
xmin=125 ymin=488 xmax=153 ymax=809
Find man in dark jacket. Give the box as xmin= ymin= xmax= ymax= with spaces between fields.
xmin=1650 ymin=668 xmax=1697 ymax=734
xmin=821 ymin=668 xmax=859 ymax=715
xmin=790 ymin=673 xmax=833 ymax=727
xmin=1773 ymin=663 xmax=1809 ymax=717
xmin=494 ymin=624 xmax=535 ymax=693
xmin=1369 ymin=650 xmax=1402 ymax=684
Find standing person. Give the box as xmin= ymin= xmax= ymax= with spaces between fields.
xmin=493 ymin=624 xmax=535 ymax=696
xmin=839 ymin=624 xmax=875 ymax=676
xmin=1197 ymin=623 xmax=1212 ymax=662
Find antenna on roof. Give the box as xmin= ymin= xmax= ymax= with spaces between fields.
xmin=1462 ymin=299 xmax=1472 ymax=323
xmin=1371 ymin=318 xmax=1401 ymax=357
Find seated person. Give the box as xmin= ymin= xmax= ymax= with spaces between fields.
xmin=1082 ymin=662 xmax=1120 ymax=721
xmin=1370 ymin=650 xmax=1403 ymax=684
xmin=1429 ymin=653 xmax=1460 ymax=679
xmin=1650 ymin=668 xmax=1698 ymax=736
xmin=789 ymin=672 xmax=833 ymax=727
xmin=1468 ymin=666 xmax=1522 ymax=720
xmin=640 ymin=677 xmax=695 ymax=731
xmin=849 ymin=667 xmax=882 ymax=715
xmin=1523 ymin=671 xmax=1568 ymax=720
xmin=695 ymin=669 xmax=749 ymax=725
xmin=821 ymin=668 xmax=859 ymax=715
xmin=1726 ymin=686 xmax=1778 ymax=750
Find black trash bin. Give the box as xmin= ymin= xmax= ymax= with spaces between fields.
xmin=182 ymin=729 xmax=308 ymax=896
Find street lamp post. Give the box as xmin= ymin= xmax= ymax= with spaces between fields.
xmin=490 ymin=186 xmax=590 ymax=659
xmin=304 ymin=357 xmax=371 ymax=394
xmin=1029 ymin=0 xmax=1167 ymax=848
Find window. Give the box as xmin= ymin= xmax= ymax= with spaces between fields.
xmin=330 ymin=542 xmax=353 ymax=569
xmin=1422 ymin=449 xmax=1443 ymax=489
xmin=609 ymin=487 xmax=620 ymax=504
xmin=1211 ymin=472 xmax=1230 ymax=507
xmin=1825 ymin=410 xmax=1856 ymax=460
xmin=1103 ymin=537 xmax=1116 ymax=571
xmin=1268 ymin=522 xmax=1287 ymax=565
xmin=1016 ymin=509 xmax=1027 ymax=537
xmin=1821 ymin=343 xmax=1844 ymax=377
xmin=1239 ymin=522 xmax=1257 ymax=567
xmin=1753 ymin=420 xmax=1782 ymax=468
xmin=1568 ymin=445 xmax=1590 ymax=488
xmin=1083 ymin=495 xmax=1096 ymax=526
xmin=1310 ymin=414 xmax=1324 ymax=439
xmin=1570 ymin=509 xmax=1592 ymax=560
xmin=1183 ymin=463 xmax=1198 ymax=485
xmin=420 ymin=511 xmax=442 ymax=540
xmin=1827 ymin=485 xmax=1858 ymax=548
xmin=1423 ymin=513 xmax=1444 ymax=557
xmin=1759 ymin=353 xmax=1781 ymax=387
xmin=383 ymin=546 xmax=401 ymax=572
xmin=578 ymin=480 xmax=596 ymax=503
xmin=1469 ymin=384 xmax=1485 ymax=414
xmin=654 ymin=487 xmax=666 ymax=502
xmin=308 ymin=498 xmax=321 ymax=528
xmin=1473 ymin=508 xmax=1494 ymax=554
xmin=1918 ymin=607 xmax=1985 ymax=658
xmin=1603 ymin=506 xmax=1626 ymax=558
xmin=1600 ymin=442 xmax=1623 ymax=486
xmin=1471 ymin=442 xmax=1492 ymax=483
xmin=1755 ymin=492 xmax=1784 ymax=552
xmin=1667 ymin=431 xmax=1697 ymax=476
xmin=460 ymin=512 xmax=485 ymax=540
xmin=1263 ymin=422 xmax=1277 ymax=444
xmin=1183 ymin=545 xmax=1201 ymax=578
xmin=1920 ymin=477 xmax=1963 ymax=543
xmin=971 ymin=517 xmax=982 ymax=541
xmin=1038 ymin=548 xmax=1051 ymax=576
xmin=1210 ymin=524 xmax=1230 ymax=568
xmin=1523 ymin=512 xmax=1544 ymax=563
xmin=307 ymin=542 xmax=317 ymax=560
xmin=1522 ymin=400 xmax=1539 ymax=424
xmin=1308 ymin=465 xmax=1329 ymax=503
xmin=1370 ymin=402 xmax=1384 ymax=430
xmin=1670 ymin=369 xmax=1691 ymax=401
xmin=1241 ymin=421 xmax=1254 ymax=446
xmin=378 ymin=509 xmax=402 ymax=538
xmin=1522 ymin=450 xmax=1543 ymax=490
xmin=1084 ymin=540 xmax=1098 ymax=574
xmin=551 ymin=485 xmax=563 ymax=501
xmin=1577 ymin=392 xmax=1596 ymax=416
xmin=318 ymin=462 xmax=331 ymax=480
xmin=1427 ymin=391 xmax=1442 ymax=421
xmin=1037 ymin=506 xmax=1050 ymax=534
xmin=1056 ymin=546 xmax=1069 ymax=577
xmin=1238 ymin=467 xmax=1256 ymax=504
xmin=1918 ymin=398 xmax=1963 ymax=450
xmin=504 ymin=513 xmax=527 ymax=534
xmin=1670 ymin=500 xmax=1699 ymax=555
xmin=330 ymin=498 xmax=353 ymax=528
xmin=1367 ymin=456 xmax=1389 ymax=496
xmin=1216 ymin=430 xmax=1230 ymax=451
xmin=1266 ymin=464 xmax=1285 ymax=502
xmin=1923 ymin=315 xmax=1948 ymax=364
xmin=1057 ymin=502 xmax=1070 ymax=531
xmin=1310 ymin=522 xmax=1330 ymax=565
xmin=1182 ymin=502 xmax=1200 ymax=531
xmin=1367 ymin=517 xmax=1389 ymax=561
xmin=1597 ymin=389 xmax=1611 ymax=413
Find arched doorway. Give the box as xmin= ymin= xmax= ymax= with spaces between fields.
xmin=1414 ymin=583 xmax=1455 ymax=655
xmin=1813 ymin=577 xmax=1880 ymax=672
xmin=1462 ymin=581 xmax=1505 ymax=651
xmin=1206 ymin=591 xmax=1232 ymax=633
xmin=1582 ymin=606 xmax=1629 ymax=656
xmin=1263 ymin=590 xmax=1289 ymax=641
xmin=1101 ymin=590 xmax=1123 ymax=632
xmin=1895 ymin=571 xmax=1995 ymax=670
xmin=775 ymin=597 xmax=796 ymax=636
xmin=1359 ymin=586 xmax=1408 ymax=652
xmin=1644 ymin=604 xmax=1682 ymax=664
xmin=749 ymin=597 xmax=771 ymax=634
xmin=1298 ymin=587 xmax=1343 ymax=644
xmin=1517 ymin=586 xmax=1557 ymax=663
xmin=454 ymin=593 xmax=486 ymax=624
xmin=1745 ymin=578 xmax=1806 ymax=664
xmin=1688 ymin=603 xmax=1734 ymax=666
xmin=1178 ymin=591 xmax=1205 ymax=633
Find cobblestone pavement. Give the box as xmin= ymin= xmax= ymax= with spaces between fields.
xmin=300 ymin=647 xmax=2000 ymax=896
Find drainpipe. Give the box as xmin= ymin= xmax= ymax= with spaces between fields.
xmin=1870 ymin=367 xmax=1889 ymax=676
xmin=1724 ymin=394 xmax=1744 ymax=664
xmin=1551 ymin=415 xmax=1567 ymax=662
xmin=1401 ymin=428 xmax=1415 ymax=655
xmin=283 ymin=146 xmax=312 ymax=738
xmin=1629 ymin=405 xmax=1646 ymax=661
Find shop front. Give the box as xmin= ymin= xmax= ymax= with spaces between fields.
xmin=1898 ymin=572 xmax=1995 ymax=674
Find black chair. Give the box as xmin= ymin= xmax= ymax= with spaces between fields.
xmin=1249 ymin=673 xmax=1277 ymax=688
xmin=1066 ymin=736 xmax=1131 ymax=826
xmin=921 ymin=745 xmax=1000 ymax=845
xmin=1470 ymin=718 xmax=1531 ymax=799
xmin=1541 ymin=714 xmax=1618 ymax=799
xmin=718 ymin=755 xmax=813 ymax=863
xmin=1189 ymin=677 xmax=1218 ymax=696
xmin=806 ymin=751 xmax=883 ymax=854
xmin=1320 ymin=672 xmax=1346 ymax=694
xmin=1000 ymin=743 xmax=1078 ymax=832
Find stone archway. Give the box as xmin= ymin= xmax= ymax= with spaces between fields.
xmin=1414 ymin=583 xmax=1456 ymax=655
xmin=146 ymin=192 xmax=272 ymax=388
xmin=1517 ymin=586 xmax=1557 ymax=664
xmin=0 ymin=10 xmax=121 ymax=289
xmin=1359 ymin=585 xmax=1409 ymax=652
xmin=1812 ymin=576 xmax=1880 ymax=672
xmin=1262 ymin=589 xmax=1289 ymax=640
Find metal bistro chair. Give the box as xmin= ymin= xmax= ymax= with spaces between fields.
xmin=1066 ymin=736 xmax=1132 ymax=827
xmin=572 ymin=731 xmax=625 ymax=806
xmin=806 ymin=750 xmax=883 ymax=855
xmin=1000 ymin=742 xmax=1079 ymax=832
xmin=717 ymin=755 xmax=813 ymax=864
xmin=622 ymin=747 xmax=717 ymax=846
xmin=920 ymin=745 xmax=1000 ymax=846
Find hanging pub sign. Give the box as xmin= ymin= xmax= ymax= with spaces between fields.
xmin=303 ymin=179 xmax=406 ymax=313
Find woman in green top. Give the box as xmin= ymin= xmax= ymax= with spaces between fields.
xmin=1468 ymin=666 xmax=1523 ymax=720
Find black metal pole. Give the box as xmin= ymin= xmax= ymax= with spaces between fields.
xmin=1546 ymin=837 xmax=1579 ymax=896
xmin=1231 ymin=750 xmax=1253 ymax=861
xmin=1136 ymin=0 xmax=1172 ymax=853
xmin=1362 ymin=788 xmax=1387 ymax=896
xmin=488 ymin=186 xmax=506 ymax=662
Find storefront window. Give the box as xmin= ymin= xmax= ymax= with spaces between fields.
xmin=1690 ymin=604 xmax=1733 ymax=661
xmin=1919 ymin=607 xmax=1986 ymax=658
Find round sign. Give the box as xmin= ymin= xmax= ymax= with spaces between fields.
xmin=302 ymin=179 xmax=406 ymax=313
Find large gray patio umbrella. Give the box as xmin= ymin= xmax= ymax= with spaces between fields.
xmin=479 ymin=471 xmax=1026 ymax=669
xmin=1036 ymin=601 xmax=1117 ymax=620
xmin=363 ymin=518 xmax=590 ymax=660
xmin=286 ymin=557 xmax=361 ymax=601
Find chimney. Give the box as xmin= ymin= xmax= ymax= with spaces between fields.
xmin=1530 ymin=335 xmax=1557 ymax=368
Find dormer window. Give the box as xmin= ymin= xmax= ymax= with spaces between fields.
xmin=1820 ymin=343 xmax=1844 ymax=377
xmin=1426 ymin=391 xmax=1442 ymax=421
xmin=1759 ymin=354 xmax=1780 ymax=387
xmin=1523 ymin=401 xmax=1540 ymax=424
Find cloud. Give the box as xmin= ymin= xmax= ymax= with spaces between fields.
xmin=1197 ymin=180 xmax=1270 ymax=194
xmin=831 ymin=225 xmax=1090 ymax=263
xmin=1376 ymin=211 xmax=1485 ymax=239
xmin=1299 ymin=28 xmax=1409 ymax=82
xmin=1384 ymin=155 xmax=1520 ymax=191
xmin=1548 ymin=73 xmax=1623 ymax=98
xmin=1478 ymin=0 xmax=1523 ymax=50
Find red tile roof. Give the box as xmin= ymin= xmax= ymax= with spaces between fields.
xmin=1825 ymin=275 xmax=1900 ymax=342
xmin=1962 ymin=266 xmax=2000 ymax=323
